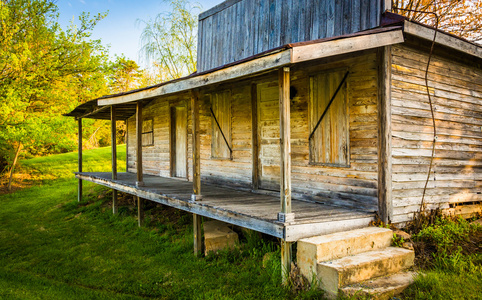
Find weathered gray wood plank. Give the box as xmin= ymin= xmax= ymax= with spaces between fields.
xmin=197 ymin=0 xmax=383 ymax=72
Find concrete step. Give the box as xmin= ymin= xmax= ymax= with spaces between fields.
xmin=340 ymin=271 xmax=417 ymax=300
xmin=297 ymin=227 xmax=393 ymax=280
xmin=317 ymin=247 xmax=415 ymax=297
xmin=203 ymin=220 xmax=238 ymax=255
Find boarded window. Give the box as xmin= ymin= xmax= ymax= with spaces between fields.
xmin=309 ymin=70 xmax=349 ymax=166
xmin=211 ymin=90 xmax=232 ymax=159
xmin=142 ymin=118 xmax=154 ymax=146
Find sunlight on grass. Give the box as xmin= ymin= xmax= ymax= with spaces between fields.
xmin=0 ymin=146 xmax=315 ymax=299
xmin=20 ymin=145 xmax=126 ymax=181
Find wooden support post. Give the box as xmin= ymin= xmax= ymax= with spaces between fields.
xmin=281 ymin=240 xmax=292 ymax=285
xmin=251 ymin=84 xmax=259 ymax=190
xmin=137 ymin=196 xmax=144 ymax=227
xmin=136 ymin=101 xmax=144 ymax=187
xmin=125 ymin=119 xmax=129 ymax=172
xmin=78 ymin=118 xmax=82 ymax=202
xmin=378 ymin=46 xmax=393 ymax=224
xmin=278 ymin=67 xmax=294 ymax=223
xmin=193 ymin=214 xmax=202 ymax=256
xmin=191 ymin=90 xmax=202 ymax=201
xmin=111 ymin=106 xmax=118 ymax=214
xmin=191 ymin=90 xmax=203 ymax=256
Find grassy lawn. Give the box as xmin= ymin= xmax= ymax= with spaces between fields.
xmin=1 ymin=146 xmax=481 ymax=299
xmin=0 ymin=145 xmax=322 ymax=299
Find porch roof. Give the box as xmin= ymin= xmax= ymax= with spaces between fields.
xmin=76 ymin=172 xmax=374 ymax=242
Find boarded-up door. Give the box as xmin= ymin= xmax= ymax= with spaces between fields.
xmin=171 ymin=106 xmax=187 ymax=178
xmin=257 ymin=82 xmax=280 ymax=191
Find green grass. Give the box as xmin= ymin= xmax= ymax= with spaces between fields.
xmin=0 ymin=145 xmax=322 ymax=299
xmin=3 ymin=146 xmax=480 ymax=299
xmin=401 ymin=216 xmax=482 ymax=300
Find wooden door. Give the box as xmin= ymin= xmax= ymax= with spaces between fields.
xmin=257 ymin=82 xmax=280 ymax=191
xmin=171 ymin=106 xmax=187 ymax=178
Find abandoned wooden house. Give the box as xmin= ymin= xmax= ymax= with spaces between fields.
xmin=66 ymin=0 xmax=481 ymax=296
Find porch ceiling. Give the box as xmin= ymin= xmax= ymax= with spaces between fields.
xmin=64 ymin=99 xmax=152 ymax=120
xmin=77 ymin=172 xmax=375 ymax=242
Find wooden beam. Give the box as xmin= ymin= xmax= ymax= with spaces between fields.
xmin=284 ymin=216 xmax=375 ymax=242
xmin=377 ymin=46 xmax=393 ymax=223
xmin=78 ymin=118 xmax=82 ymax=202
xmin=403 ymin=21 xmax=482 ymax=60
xmin=97 ymin=50 xmax=292 ymax=107
xmin=291 ymin=30 xmax=404 ymax=63
xmin=191 ymin=90 xmax=202 ymax=200
xmin=251 ymin=84 xmax=259 ymax=190
xmin=111 ymin=106 xmax=118 ymax=214
xmin=281 ymin=240 xmax=292 ymax=285
xmin=136 ymin=101 xmax=144 ymax=186
xmin=193 ymin=214 xmax=202 ymax=256
xmin=137 ymin=196 xmax=144 ymax=227
xmin=278 ymin=67 xmax=293 ymax=222
xmin=78 ymin=105 xmax=110 ymax=119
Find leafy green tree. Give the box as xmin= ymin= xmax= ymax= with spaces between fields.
xmin=138 ymin=0 xmax=200 ymax=81
xmin=0 ymin=0 xmax=108 ymax=190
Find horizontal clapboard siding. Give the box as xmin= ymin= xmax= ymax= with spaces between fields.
xmin=390 ymin=44 xmax=482 ymax=224
xmin=197 ymin=0 xmax=382 ymax=72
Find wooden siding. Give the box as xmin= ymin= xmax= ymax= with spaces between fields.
xmin=127 ymin=51 xmax=380 ymax=211
xmin=390 ymin=44 xmax=482 ymax=223
xmin=197 ymin=0 xmax=382 ymax=72
xmin=289 ymin=52 xmax=379 ymax=210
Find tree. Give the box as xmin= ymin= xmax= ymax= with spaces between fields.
xmin=0 ymin=0 xmax=108 ymax=190
xmin=138 ymin=0 xmax=200 ymax=81
xmin=392 ymin=0 xmax=482 ymax=43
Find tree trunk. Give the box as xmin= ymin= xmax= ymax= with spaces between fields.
xmin=7 ymin=142 xmax=22 ymax=191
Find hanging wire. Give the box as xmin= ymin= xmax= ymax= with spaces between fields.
xmin=394 ymin=7 xmax=440 ymax=213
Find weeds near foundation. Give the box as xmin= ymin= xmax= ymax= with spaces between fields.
xmin=401 ymin=214 xmax=482 ymax=299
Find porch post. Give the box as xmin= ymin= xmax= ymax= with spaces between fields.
xmin=126 ymin=119 xmax=129 ymax=172
xmin=136 ymin=101 xmax=144 ymax=186
xmin=191 ymin=90 xmax=202 ymax=200
xmin=136 ymin=101 xmax=144 ymax=227
xmin=278 ymin=67 xmax=293 ymax=283
xmin=191 ymin=90 xmax=203 ymax=256
xmin=377 ymin=46 xmax=393 ymax=223
xmin=111 ymin=106 xmax=118 ymax=214
xmin=78 ymin=118 xmax=82 ymax=202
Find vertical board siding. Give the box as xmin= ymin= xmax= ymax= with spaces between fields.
xmin=290 ymin=52 xmax=379 ymax=210
xmin=197 ymin=0 xmax=381 ymax=72
xmin=390 ymin=45 xmax=482 ymax=224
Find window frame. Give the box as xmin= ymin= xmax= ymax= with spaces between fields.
xmin=308 ymin=68 xmax=350 ymax=168
xmin=210 ymin=90 xmax=232 ymax=160
xmin=141 ymin=118 xmax=154 ymax=147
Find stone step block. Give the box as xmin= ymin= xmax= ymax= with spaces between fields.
xmin=297 ymin=227 xmax=393 ymax=280
xmin=340 ymin=271 xmax=417 ymax=300
xmin=204 ymin=220 xmax=239 ymax=255
xmin=317 ymin=247 xmax=415 ymax=298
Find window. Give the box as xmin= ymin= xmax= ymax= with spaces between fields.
xmin=309 ymin=69 xmax=349 ymax=166
xmin=211 ymin=90 xmax=232 ymax=159
xmin=142 ymin=118 xmax=154 ymax=146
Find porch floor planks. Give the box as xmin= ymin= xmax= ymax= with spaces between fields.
xmin=77 ymin=172 xmax=374 ymax=240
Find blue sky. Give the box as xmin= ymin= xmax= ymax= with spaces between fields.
xmin=57 ymin=0 xmax=224 ymax=68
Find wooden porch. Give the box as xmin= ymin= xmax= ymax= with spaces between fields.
xmin=77 ymin=172 xmax=374 ymax=242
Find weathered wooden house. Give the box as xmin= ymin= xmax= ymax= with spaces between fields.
xmin=66 ymin=0 xmax=481 ymax=291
